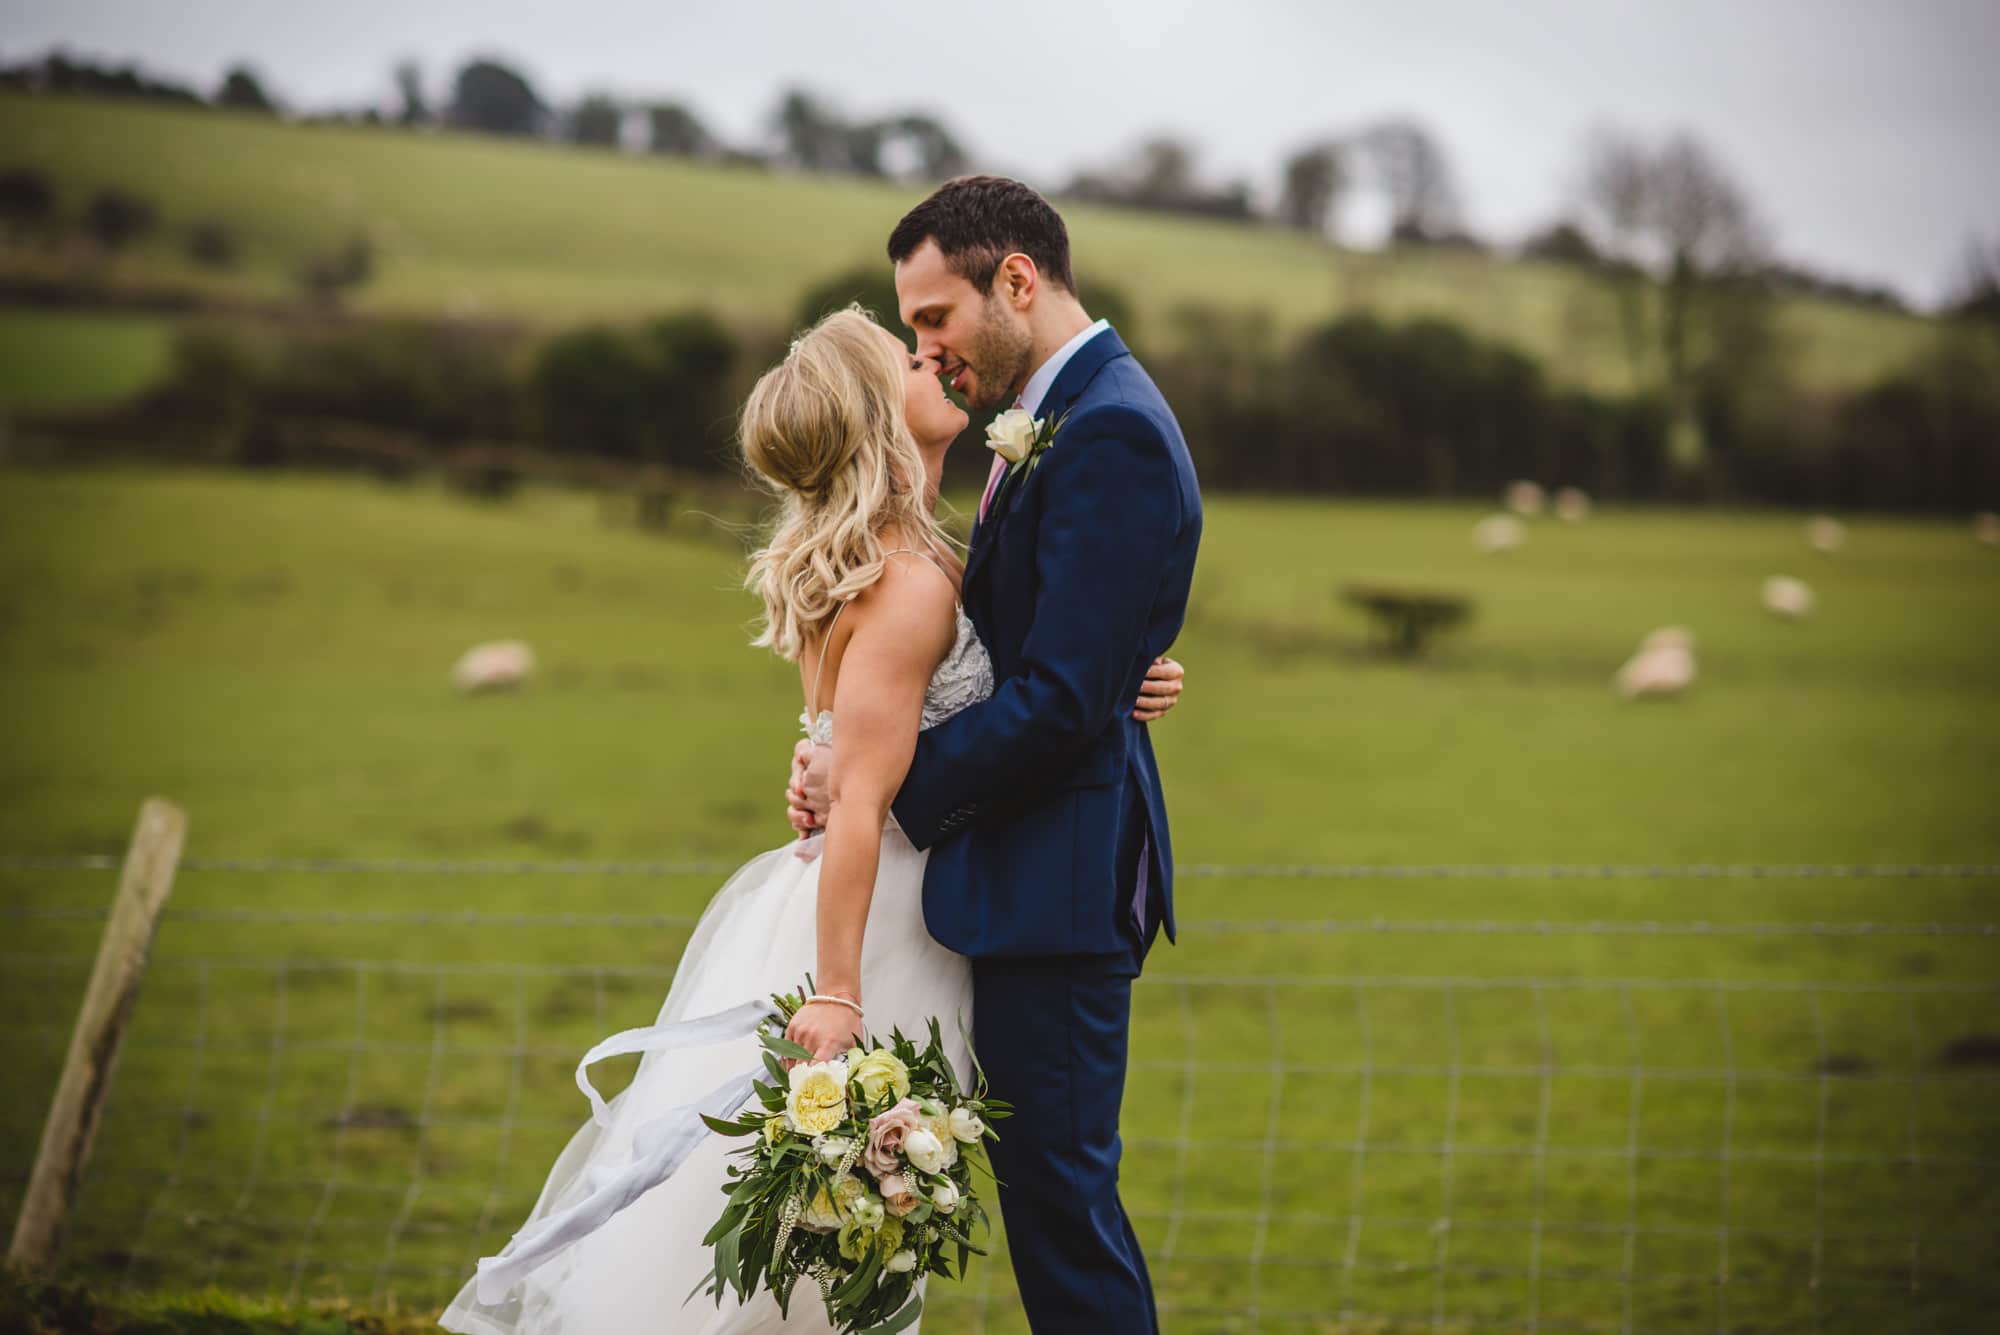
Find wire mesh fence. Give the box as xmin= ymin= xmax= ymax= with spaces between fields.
xmin=3 ymin=854 xmax=1996 ymax=1333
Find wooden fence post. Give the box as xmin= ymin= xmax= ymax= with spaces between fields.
xmin=7 ymin=797 xmax=187 ymax=1273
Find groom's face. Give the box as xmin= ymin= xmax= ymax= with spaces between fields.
xmin=895 ymin=239 xmax=1033 ymax=413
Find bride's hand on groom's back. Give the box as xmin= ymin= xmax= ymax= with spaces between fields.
xmin=1132 ymin=656 xmax=1186 ymax=723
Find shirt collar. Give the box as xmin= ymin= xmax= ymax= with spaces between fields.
xmin=1017 ymin=319 xmax=1110 ymax=417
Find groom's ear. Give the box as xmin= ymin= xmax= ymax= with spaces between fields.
xmin=995 ymin=252 xmax=1039 ymax=310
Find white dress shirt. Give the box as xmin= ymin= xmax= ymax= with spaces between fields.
xmin=1018 ymin=318 xmax=1110 ymax=416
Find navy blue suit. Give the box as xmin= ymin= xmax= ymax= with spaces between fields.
xmin=890 ymin=327 xmax=1201 ymax=1330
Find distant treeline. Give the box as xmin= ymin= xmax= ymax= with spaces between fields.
xmin=123 ymin=263 xmax=1999 ymax=514
xmin=8 ymin=45 xmax=1989 ymax=321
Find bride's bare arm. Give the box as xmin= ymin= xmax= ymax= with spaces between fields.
xmin=785 ymin=558 xmax=958 ymax=1061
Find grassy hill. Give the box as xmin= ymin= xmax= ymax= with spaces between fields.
xmin=0 ymin=93 xmax=1938 ymax=396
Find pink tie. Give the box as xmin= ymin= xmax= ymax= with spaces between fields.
xmin=977 ymin=454 xmax=1007 ymax=523
xmin=978 ymin=398 xmax=1024 ymax=523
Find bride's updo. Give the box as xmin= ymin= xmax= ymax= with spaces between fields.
xmin=741 ymin=307 xmax=952 ymax=661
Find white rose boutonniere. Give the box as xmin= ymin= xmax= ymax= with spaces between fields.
xmin=984 ymin=407 xmax=1070 ymax=481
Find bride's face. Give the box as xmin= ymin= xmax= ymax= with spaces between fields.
xmin=883 ymin=328 xmax=968 ymax=448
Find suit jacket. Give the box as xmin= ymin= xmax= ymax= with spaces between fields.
xmin=890 ymin=328 xmax=1202 ymax=957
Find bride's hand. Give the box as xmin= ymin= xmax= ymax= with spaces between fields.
xmin=785 ymin=998 xmax=865 ymax=1066
xmin=1132 ymin=656 xmax=1186 ymax=722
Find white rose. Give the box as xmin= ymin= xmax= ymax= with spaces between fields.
xmin=984 ymin=409 xmax=1039 ymax=465
xmin=929 ymin=1178 xmax=959 ymax=1214
xmin=947 ymin=1107 xmax=985 ymax=1143
xmin=885 ymin=1249 xmax=918 ymax=1275
xmin=903 ymin=1127 xmax=948 ymax=1175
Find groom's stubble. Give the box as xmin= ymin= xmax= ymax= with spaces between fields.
xmin=959 ymin=289 xmax=1037 ymax=412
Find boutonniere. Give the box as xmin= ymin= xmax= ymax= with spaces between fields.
xmin=984 ymin=407 xmax=1070 ymax=483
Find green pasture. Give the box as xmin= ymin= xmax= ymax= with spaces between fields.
xmin=1 ymin=470 xmax=1996 ymax=1332
xmin=0 ymin=93 xmax=1938 ymax=395
xmin=0 ymin=308 xmax=173 ymax=408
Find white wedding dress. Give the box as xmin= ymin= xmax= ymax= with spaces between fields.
xmin=440 ymin=577 xmax=993 ymax=1335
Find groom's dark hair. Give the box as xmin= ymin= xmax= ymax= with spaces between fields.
xmin=887 ymin=175 xmax=1076 ymax=295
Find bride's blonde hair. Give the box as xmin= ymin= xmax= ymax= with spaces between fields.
xmin=741 ymin=307 xmax=954 ymax=661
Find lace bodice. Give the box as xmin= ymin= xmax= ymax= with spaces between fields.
xmin=802 ymin=602 xmax=993 ymax=746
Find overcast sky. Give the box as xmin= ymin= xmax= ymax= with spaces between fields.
xmin=9 ymin=0 xmax=1997 ymax=305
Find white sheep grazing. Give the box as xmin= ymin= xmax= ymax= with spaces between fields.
xmin=1762 ymin=575 xmax=1814 ymax=619
xmin=1976 ymin=512 xmax=2000 ymax=546
xmin=1554 ymin=486 xmax=1591 ymax=523
xmin=1504 ymin=480 xmax=1546 ymax=517
xmin=1806 ymin=515 xmax=1847 ymax=554
xmin=1473 ymin=514 xmax=1525 ymax=554
xmin=451 ymin=640 xmax=538 ymax=694
xmin=1616 ymin=626 xmax=1696 ymax=699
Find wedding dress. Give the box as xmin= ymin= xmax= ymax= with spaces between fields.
xmin=440 ymin=561 xmax=993 ymax=1334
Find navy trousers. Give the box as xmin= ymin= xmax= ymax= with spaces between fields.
xmin=972 ymin=948 xmax=1158 ymax=1333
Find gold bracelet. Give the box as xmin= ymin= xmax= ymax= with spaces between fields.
xmin=805 ymin=993 xmax=864 ymax=1018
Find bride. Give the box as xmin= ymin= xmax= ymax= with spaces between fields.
xmin=438 ymin=308 xmax=1185 ymax=1334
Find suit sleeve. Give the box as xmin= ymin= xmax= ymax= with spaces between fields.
xmin=890 ymin=404 xmax=1182 ymax=849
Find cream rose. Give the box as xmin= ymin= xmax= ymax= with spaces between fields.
xmin=947 ymin=1106 xmax=985 ymax=1143
xmin=929 ymin=1178 xmax=960 ymax=1214
xmin=885 ymin=1250 xmax=918 ymax=1275
xmin=785 ymin=1059 xmax=848 ymax=1136
xmin=985 ymin=408 xmax=1040 ymax=465
xmin=850 ymin=1050 xmax=912 ymax=1106
xmin=920 ymin=1107 xmax=960 ymax=1169
xmin=904 ymin=1128 xmax=948 ymax=1175
xmin=799 ymin=1184 xmax=843 ymax=1233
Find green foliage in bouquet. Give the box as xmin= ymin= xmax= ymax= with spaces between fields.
xmin=696 ymin=989 xmax=1011 ymax=1333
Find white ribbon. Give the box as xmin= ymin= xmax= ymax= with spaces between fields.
xmin=472 ymin=997 xmax=780 ymax=1306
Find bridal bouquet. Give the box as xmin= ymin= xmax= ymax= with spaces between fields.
xmin=695 ymin=989 xmax=1009 ymax=1333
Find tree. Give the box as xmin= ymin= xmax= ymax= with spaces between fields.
xmin=1278 ymin=141 xmax=1346 ymax=239
xmin=448 ymin=59 xmax=547 ymax=137
xmin=1358 ymin=119 xmax=1458 ymax=240
xmin=1521 ymin=219 xmax=1600 ymax=266
xmin=567 ymin=94 xmax=623 ymax=147
xmin=1572 ymin=127 xmax=1769 ymax=483
xmin=773 ymin=89 xmax=850 ymax=171
xmin=646 ymin=102 xmax=715 ymax=158
xmin=0 ymin=168 xmax=54 ymax=232
xmin=84 ymin=188 xmax=157 ymax=250
xmin=393 ymin=60 xmax=430 ymax=127
xmin=875 ymin=113 xmax=969 ymax=182
xmin=215 ymin=64 xmax=276 ymax=114
xmin=1947 ymin=234 xmax=2000 ymax=327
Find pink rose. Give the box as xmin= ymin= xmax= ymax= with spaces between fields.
xmin=879 ymin=1170 xmax=921 ymax=1217
xmin=862 ymin=1098 xmax=924 ymax=1181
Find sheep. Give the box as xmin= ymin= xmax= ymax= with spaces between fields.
xmin=1762 ymin=575 xmax=1814 ymax=620
xmin=451 ymin=640 xmax=537 ymax=694
xmin=1617 ymin=626 xmax=1696 ymax=699
xmin=1473 ymin=514 xmax=1525 ymax=554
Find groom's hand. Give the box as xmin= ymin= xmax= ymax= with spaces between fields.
xmin=787 ymin=741 xmax=833 ymax=832
xmin=1132 ymin=655 xmax=1186 ymax=722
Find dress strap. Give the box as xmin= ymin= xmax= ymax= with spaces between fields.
xmin=806 ymin=547 xmax=958 ymax=718
xmin=807 ymin=601 xmax=849 ymax=720
xmin=881 ymin=546 xmax=962 ymax=602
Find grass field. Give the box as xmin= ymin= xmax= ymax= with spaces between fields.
xmin=0 ymin=308 xmax=173 ymax=408
xmin=0 ymin=93 xmax=1938 ymax=396
xmin=1 ymin=469 xmax=1996 ymax=1332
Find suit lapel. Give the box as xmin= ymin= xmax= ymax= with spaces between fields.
xmin=962 ymin=327 xmax=1131 ymax=597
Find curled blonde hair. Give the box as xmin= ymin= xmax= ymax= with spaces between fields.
xmin=741 ymin=307 xmax=954 ymax=661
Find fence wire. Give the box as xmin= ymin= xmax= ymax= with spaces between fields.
xmin=2 ymin=855 xmax=1996 ymax=1333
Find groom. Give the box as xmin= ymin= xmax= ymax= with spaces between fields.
xmin=790 ymin=175 xmax=1201 ymax=1331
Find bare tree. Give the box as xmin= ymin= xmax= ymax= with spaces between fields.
xmin=1358 ymin=119 xmax=1458 ymax=240
xmin=1278 ymin=141 xmax=1347 ymax=240
xmin=1572 ymin=127 xmax=1768 ymax=479
xmin=393 ymin=60 xmax=429 ymax=127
